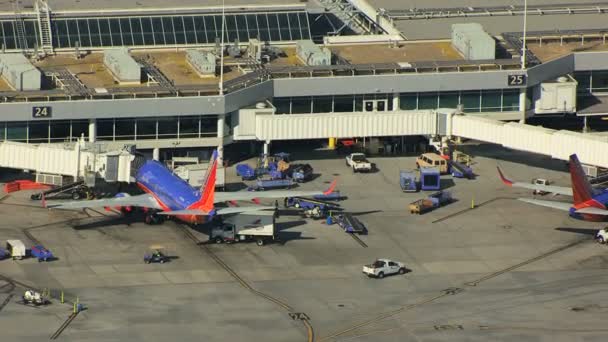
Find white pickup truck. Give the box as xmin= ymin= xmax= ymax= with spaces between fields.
xmin=362 ymin=259 xmax=408 ymax=278
xmin=346 ymin=153 xmax=372 ymax=172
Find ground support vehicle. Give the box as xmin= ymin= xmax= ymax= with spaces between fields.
xmin=210 ymin=211 xmax=276 ymax=246
xmin=346 ymin=153 xmax=372 ymax=172
xmin=362 ymin=259 xmax=408 ymax=278
xmin=236 ymin=164 xmax=257 ymax=180
xmin=416 ymin=153 xmax=449 ymax=174
xmin=409 ymin=191 xmax=452 ymax=214
xmin=21 ymin=290 xmax=50 ymax=306
xmin=248 ymin=179 xmax=293 ymax=191
xmin=532 ymin=178 xmax=551 ymax=195
xmin=420 ymin=167 xmax=441 ymax=191
xmin=450 ymin=161 xmax=474 ymax=179
xmin=596 ymin=228 xmax=608 ymax=244
xmin=6 ymin=240 xmax=26 ymax=260
xmin=0 ymin=247 xmax=7 ymax=260
xmin=333 ymin=213 xmax=367 ymax=234
xmin=31 ymin=180 xmax=90 ymax=200
xmin=288 ymin=164 xmax=314 ymax=182
xmin=400 ymin=171 xmax=418 ymax=192
xmin=144 ymin=246 xmax=170 ymax=264
xmin=30 ymin=245 xmax=53 ymax=262
xmin=284 ymin=197 xmax=339 ymax=219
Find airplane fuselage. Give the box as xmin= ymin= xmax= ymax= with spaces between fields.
xmin=136 ymin=160 xmax=207 ymax=224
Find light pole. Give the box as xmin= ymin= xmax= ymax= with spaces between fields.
xmin=219 ymin=0 xmax=225 ymax=95
xmin=521 ymin=0 xmax=528 ymax=70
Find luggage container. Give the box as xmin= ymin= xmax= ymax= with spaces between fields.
xmin=420 ymin=167 xmax=441 ymax=191
xmin=6 ymin=240 xmax=26 ymax=260
xmin=400 ymin=170 xmax=418 ymax=192
xmin=236 ymin=164 xmax=257 ymax=180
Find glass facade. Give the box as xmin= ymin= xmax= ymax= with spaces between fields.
xmin=0 ymin=12 xmax=311 ymax=50
xmin=574 ymin=70 xmax=608 ymax=94
xmin=274 ymin=90 xmax=520 ymax=115
xmin=0 ymin=116 xmax=217 ymax=143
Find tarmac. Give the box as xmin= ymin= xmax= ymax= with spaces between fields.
xmin=1 ymin=144 xmax=608 ymax=341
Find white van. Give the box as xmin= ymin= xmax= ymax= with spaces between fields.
xmin=6 ymin=240 xmax=26 ymax=260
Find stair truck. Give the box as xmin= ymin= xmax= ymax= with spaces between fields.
xmin=210 ymin=210 xmax=276 ymax=246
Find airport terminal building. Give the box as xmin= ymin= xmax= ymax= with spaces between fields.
xmin=1 ymin=0 xmax=608 ymax=159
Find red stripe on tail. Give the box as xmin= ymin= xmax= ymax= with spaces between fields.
xmin=187 ymin=152 xmax=218 ymax=212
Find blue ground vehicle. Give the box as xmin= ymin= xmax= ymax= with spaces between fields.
xmin=0 ymin=247 xmax=7 ymax=260
xmin=285 ymin=197 xmax=339 ymax=219
xmin=30 ymin=245 xmax=53 ymax=262
xmin=400 ymin=171 xmax=418 ymax=192
xmin=289 ymin=164 xmax=313 ymax=183
xmin=333 ymin=213 xmax=367 ymax=234
xmin=248 ymin=179 xmax=293 ymax=191
xmin=409 ymin=191 xmax=452 ymax=214
xmin=420 ymin=167 xmax=441 ymax=191
xmin=450 ymin=160 xmax=474 ymax=179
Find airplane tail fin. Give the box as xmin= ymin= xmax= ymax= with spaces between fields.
xmin=569 ymin=154 xmax=593 ymax=205
xmin=187 ymin=150 xmax=218 ymax=212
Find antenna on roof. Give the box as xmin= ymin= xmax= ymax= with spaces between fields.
xmin=219 ymin=0 xmax=225 ymax=95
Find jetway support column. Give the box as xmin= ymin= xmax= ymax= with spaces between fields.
xmin=153 ymin=148 xmax=160 ymax=161
xmin=217 ymin=115 xmax=225 ymax=165
xmin=519 ymin=88 xmax=527 ymax=124
xmin=263 ymin=140 xmax=270 ymax=156
xmin=88 ymin=119 xmax=96 ymax=143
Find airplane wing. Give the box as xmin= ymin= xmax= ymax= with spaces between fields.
xmin=214 ymin=180 xmax=338 ymax=203
xmin=517 ymin=198 xmax=573 ymax=211
xmin=497 ymin=167 xmax=572 ymax=196
xmin=47 ymin=194 xmax=163 ymax=210
xmin=157 ymin=206 xmax=275 ymax=216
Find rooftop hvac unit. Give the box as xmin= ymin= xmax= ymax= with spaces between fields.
xmin=186 ymin=50 xmax=216 ymax=77
xmin=103 ymin=48 xmax=141 ymax=84
xmin=296 ymin=40 xmax=331 ymax=66
xmin=451 ymin=23 xmax=495 ymax=61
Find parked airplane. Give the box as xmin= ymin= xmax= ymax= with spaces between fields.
xmin=47 ymin=151 xmax=337 ymax=225
xmin=497 ymin=154 xmax=608 ymax=222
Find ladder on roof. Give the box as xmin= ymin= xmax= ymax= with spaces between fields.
xmin=35 ymin=0 xmax=53 ymax=55
xmin=12 ymin=2 xmax=28 ymax=51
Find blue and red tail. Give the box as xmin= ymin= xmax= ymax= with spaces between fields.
xmin=187 ymin=151 xmax=218 ymax=212
xmin=569 ymin=154 xmax=594 ymax=205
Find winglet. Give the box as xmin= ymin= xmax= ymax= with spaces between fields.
xmin=323 ymin=179 xmax=338 ymax=195
xmin=497 ymin=166 xmax=513 ymax=186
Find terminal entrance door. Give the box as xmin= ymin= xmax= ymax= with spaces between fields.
xmin=363 ymin=99 xmax=388 ymax=112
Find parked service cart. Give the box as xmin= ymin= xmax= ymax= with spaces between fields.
xmin=420 ymin=167 xmax=441 ymax=191
xmin=144 ymin=246 xmax=170 ymax=264
xmin=248 ymin=179 xmax=293 ymax=191
xmin=400 ymin=171 xmax=418 ymax=192
xmin=30 ymin=245 xmax=53 ymax=262
xmin=22 ymin=290 xmax=50 ymax=306
xmin=596 ymin=227 xmax=608 ymax=244
xmin=6 ymin=240 xmax=26 ymax=260
xmin=210 ymin=211 xmax=276 ymax=246
xmin=409 ymin=191 xmax=452 ymax=215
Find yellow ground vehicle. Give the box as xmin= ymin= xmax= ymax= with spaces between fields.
xmin=416 ymin=153 xmax=448 ymax=174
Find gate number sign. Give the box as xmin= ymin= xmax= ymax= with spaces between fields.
xmin=507 ymin=74 xmax=526 ymax=86
xmin=32 ymin=106 xmax=52 ymax=118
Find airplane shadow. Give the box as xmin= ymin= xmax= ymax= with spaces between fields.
xmin=276 ymin=220 xmax=308 ymax=232
xmin=72 ymin=215 xmax=143 ymax=229
xmin=555 ymin=227 xmax=599 ymax=236
xmin=276 ymin=231 xmax=316 ymax=245
xmin=348 ymin=210 xmax=383 ymax=216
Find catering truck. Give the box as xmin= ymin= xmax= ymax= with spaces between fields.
xmin=210 ymin=211 xmax=276 ymax=246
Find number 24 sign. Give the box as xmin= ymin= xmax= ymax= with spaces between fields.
xmin=32 ymin=106 xmax=52 ymax=118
